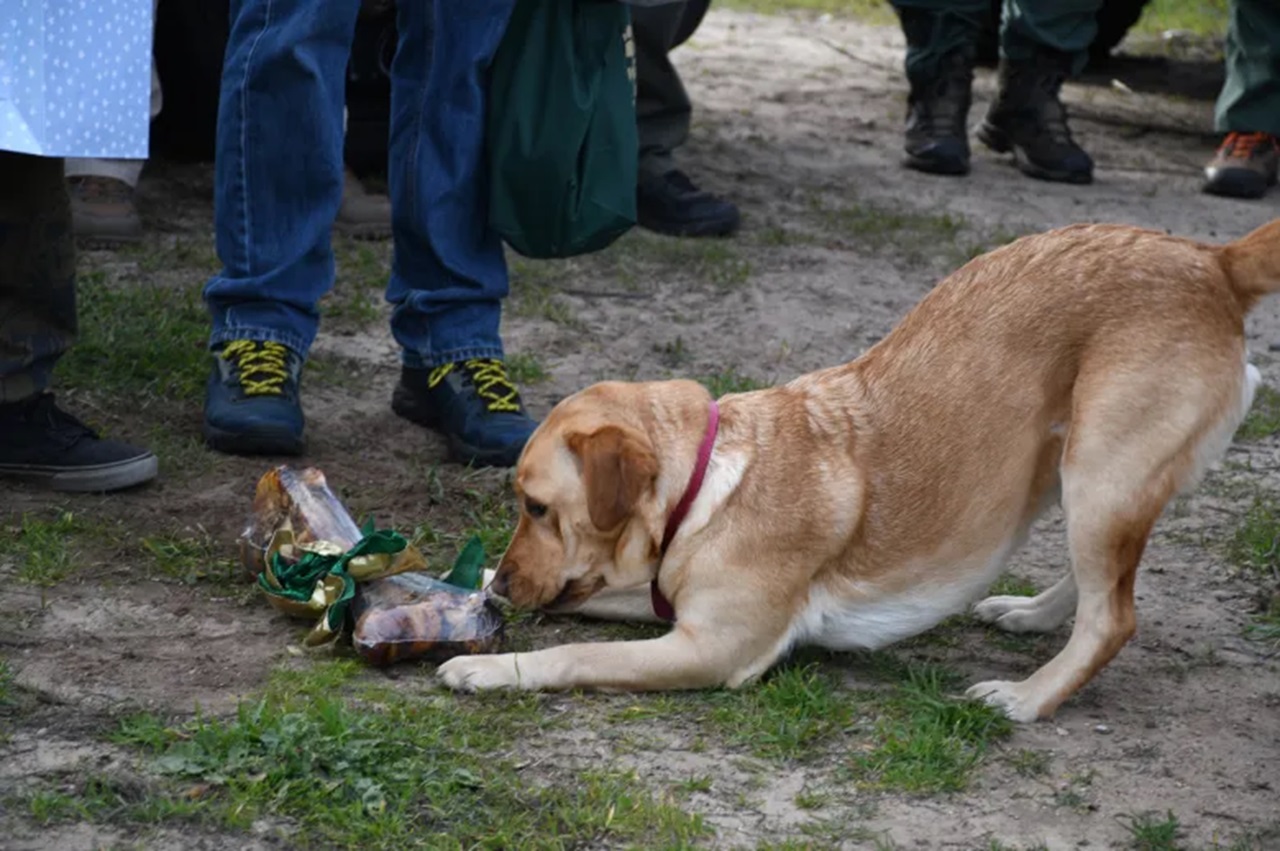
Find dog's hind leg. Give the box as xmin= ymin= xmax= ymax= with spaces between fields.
xmin=972 ymin=573 xmax=1077 ymax=633
xmin=966 ymin=349 xmax=1252 ymax=721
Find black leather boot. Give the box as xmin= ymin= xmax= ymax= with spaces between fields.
xmin=904 ymin=48 xmax=975 ymax=176
xmin=977 ymin=53 xmax=1094 ymax=184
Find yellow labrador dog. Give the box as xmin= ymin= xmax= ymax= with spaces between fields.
xmin=439 ymin=220 xmax=1280 ymax=722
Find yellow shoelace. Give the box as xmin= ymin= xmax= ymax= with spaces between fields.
xmin=222 ymin=340 xmax=291 ymax=396
xmin=428 ymin=359 xmax=522 ymax=413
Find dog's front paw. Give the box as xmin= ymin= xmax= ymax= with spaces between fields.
xmin=437 ymin=653 xmax=526 ymax=692
xmin=965 ymin=679 xmax=1041 ymax=723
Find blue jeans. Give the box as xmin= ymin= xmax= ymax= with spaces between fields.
xmin=204 ymin=0 xmax=513 ymax=368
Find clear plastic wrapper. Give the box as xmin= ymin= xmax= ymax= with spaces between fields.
xmin=351 ymin=572 xmax=505 ymax=667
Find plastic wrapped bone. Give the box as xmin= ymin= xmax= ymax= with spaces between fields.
xmin=239 ymin=466 xmax=428 ymax=586
xmin=351 ymin=572 xmax=505 ymax=667
xmin=240 ymin=465 xmax=427 ymax=646
xmin=239 ymin=465 xmax=504 ymax=661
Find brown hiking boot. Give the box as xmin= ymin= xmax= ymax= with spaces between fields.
xmin=335 ymin=167 xmax=391 ymax=239
xmin=66 ymin=176 xmax=142 ymax=244
xmin=1203 ymin=132 xmax=1279 ymax=200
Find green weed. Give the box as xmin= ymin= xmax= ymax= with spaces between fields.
xmin=1227 ymin=497 xmax=1280 ymax=578
xmin=1006 ymin=748 xmax=1052 ymax=778
xmin=2 ymin=511 xmax=85 ymax=586
xmin=988 ymin=575 xmax=1038 ymax=597
xmin=848 ymin=665 xmax=1013 ymax=793
xmin=505 ymin=352 xmax=550 ymax=385
xmin=1119 ymin=810 xmax=1182 ymax=851
xmin=699 ymin=367 xmax=770 ymax=397
xmin=1236 ymin=386 xmax=1280 ymax=442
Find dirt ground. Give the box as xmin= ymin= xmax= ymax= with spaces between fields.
xmin=2 ymin=9 xmax=1279 ymax=850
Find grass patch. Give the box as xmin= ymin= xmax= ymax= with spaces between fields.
xmin=1006 ymin=747 xmax=1052 ymax=778
xmin=335 ymin=238 xmax=391 ymax=290
xmin=1236 ymin=386 xmax=1280 ymax=442
xmin=988 ymin=575 xmax=1038 ymax=597
xmin=1 ymin=510 xmax=87 ymax=586
xmin=809 ymin=196 xmax=966 ymax=263
xmin=2 ymin=509 xmax=246 ymax=588
xmin=0 ymin=657 xmax=13 ymax=708
xmin=23 ymin=775 xmax=206 ymax=827
xmin=56 ymin=271 xmax=210 ymax=404
xmin=1119 ymin=810 xmax=1182 ymax=851
xmin=601 ymin=230 xmax=753 ymax=290
xmin=1227 ymin=496 xmax=1280 ymax=578
xmin=708 ymin=664 xmax=855 ymax=761
xmin=94 ymin=663 xmax=709 ymax=849
xmin=510 ymin=282 xmax=582 ymax=328
xmin=141 ymin=529 xmax=240 ymax=586
xmin=505 ymin=352 xmax=550 ymax=385
xmin=699 ymin=367 xmax=770 ymax=397
xmin=1245 ymin=596 xmax=1280 ymax=650
xmin=1130 ymin=0 xmax=1228 ymax=39
xmin=848 ymin=665 xmax=1013 ymax=793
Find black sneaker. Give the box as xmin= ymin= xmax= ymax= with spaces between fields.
xmin=391 ymin=358 xmax=538 ymax=468
xmin=637 ymin=169 xmax=741 ymax=238
xmin=903 ymin=48 xmax=975 ymax=176
xmin=203 ymin=340 xmax=306 ymax=456
xmin=977 ymin=55 xmax=1094 ymax=184
xmin=0 ymin=393 xmax=158 ymax=492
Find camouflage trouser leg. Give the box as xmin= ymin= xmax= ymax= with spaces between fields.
xmin=0 ymin=152 xmax=77 ymax=403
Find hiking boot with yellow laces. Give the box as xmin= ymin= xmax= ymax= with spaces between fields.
xmin=203 ymin=340 xmax=305 ymax=456
xmin=391 ymin=358 xmax=538 ymax=468
xmin=1203 ymin=132 xmax=1279 ymax=199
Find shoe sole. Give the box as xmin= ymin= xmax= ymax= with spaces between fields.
xmin=0 ymin=453 xmax=158 ymax=493
xmin=203 ymin=424 xmax=305 ymax=457
xmin=1202 ymin=169 xmax=1274 ymax=200
xmin=977 ymin=121 xmax=1093 ymax=185
xmin=903 ymin=153 xmax=971 ymax=176
xmin=636 ymin=213 xmax=741 ymax=239
xmin=391 ymin=391 xmax=522 ymax=469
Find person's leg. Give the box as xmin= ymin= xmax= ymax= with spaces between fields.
xmin=1204 ymin=0 xmax=1280 ymax=199
xmin=0 ymin=153 xmax=156 ymax=492
xmin=384 ymin=0 xmax=537 ymax=468
xmin=632 ymin=0 xmax=739 ymax=238
xmin=64 ymin=0 xmax=162 ymax=244
xmin=201 ymin=0 xmax=360 ymax=456
xmin=889 ymin=0 xmax=989 ymax=176
xmin=975 ymin=0 xmax=1100 ymax=184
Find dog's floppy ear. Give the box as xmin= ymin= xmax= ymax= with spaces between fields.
xmin=566 ymin=425 xmax=658 ymax=531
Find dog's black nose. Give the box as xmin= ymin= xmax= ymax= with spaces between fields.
xmin=488 ymin=568 xmax=511 ymax=599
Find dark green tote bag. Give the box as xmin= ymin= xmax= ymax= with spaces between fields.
xmin=487 ymin=0 xmax=637 ymax=259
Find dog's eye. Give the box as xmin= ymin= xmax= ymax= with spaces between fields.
xmin=526 ymin=500 xmax=548 ymax=519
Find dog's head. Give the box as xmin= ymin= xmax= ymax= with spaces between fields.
xmin=490 ymin=380 xmax=707 ymax=611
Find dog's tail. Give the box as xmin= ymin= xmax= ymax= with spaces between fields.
xmin=1221 ymin=218 xmax=1280 ymax=310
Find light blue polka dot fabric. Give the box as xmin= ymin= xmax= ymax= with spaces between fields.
xmin=0 ymin=0 xmax=152 ymax=158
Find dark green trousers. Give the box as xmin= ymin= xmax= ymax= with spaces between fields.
xmin=890 ymin=0 xmax=1102 ymax=84
xmin=1215 ymin=0 xmax=1280 ymax=136
xmin=0 ymin=153 xmax=77 ymax=403
xmin=631 ymin=0 xmax=711 ymax=179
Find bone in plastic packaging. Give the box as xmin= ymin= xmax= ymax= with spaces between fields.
xmin=351 ymin=572 xmax=505 ymax=667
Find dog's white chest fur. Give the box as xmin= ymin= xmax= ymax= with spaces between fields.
xmin=789 ymin=541 xmax=1017 ymax=651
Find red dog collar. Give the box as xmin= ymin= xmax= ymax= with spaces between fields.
xmin=652 ymin=400 xmax=720 ymax=622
